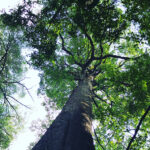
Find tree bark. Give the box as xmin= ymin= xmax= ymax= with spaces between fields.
xmin=32 ymin=77 xmax=95 ymax=150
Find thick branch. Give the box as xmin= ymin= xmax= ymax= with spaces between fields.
xmin=92 ymin=91 xmax=107 ymax=103
xmin=85 ymin=32 xmax=95 ymax=58
xmin=83 ymin=32 xmax=95 ymax=70
xmin=126 ymin=106 xmax=150 ymax=150
xmin=59 ymin=34 xmax=73 ymax=56
xmin=100 ymin=44 xmax=104 ymax=59
xmin=92 ymin=97 xmax=99 ymax=108
xmin=94 ymin=54 xmax=131 ymax=60
xmin=59 ymin=34 xmax=83 ymax=68
xmin=87 ymin=43 xmax=104 ymax=76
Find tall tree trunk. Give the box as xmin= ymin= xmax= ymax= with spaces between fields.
xmin=32 ymin=77 xmax=95 ymax=150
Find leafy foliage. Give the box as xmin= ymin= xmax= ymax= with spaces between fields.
xmin=0 ymin=23 xmax=25 ymax=148
xmin=1 ymin=0 xmax=150 ymax=149
xmin=0 ymin=104 xmax=20 ymax=149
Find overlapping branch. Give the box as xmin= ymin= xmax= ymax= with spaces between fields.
xmin=82 ymin=31 xmax=96 ymax=70
xmin=126 ymin=106 xmax=150 ymax=150
xmin=0 ymin=46 xmax=9 ymax=75
xmin=93 ymin=128 xmax=105 ymax=150
xmin=94 ymin=54 xmax=130 ymax=60
xmin=59 ymin=34 xmax=83 ymax=68
xmin=8 ymin=95 xmax=31 ymax=109
xmin=3 ymin=80 xmax=34 ymax=101
xmin=0 ymin=86 xmax=19 ymax=117
xmin=92 ymin=90 xmax=107 ymax=103
xmin=0 ymin=80 xmax=33 ymax=111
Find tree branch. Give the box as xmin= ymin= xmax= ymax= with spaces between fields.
xmin=0 ymin=86 xmax=19 ymax=118
xmin=92 ymin=91 xmax=107 ymax=103
xmin=93 ymin=128 xmax=105 ymax=150
xmin=94 ymin=54 xmax=131 ymax=60
xmin=83 ymin=31 xmax=95 ymax=70
xmin=59 ymin=34 xmax=73 ymax=56
xmin=92 ymin=97 xmax=99 ymax=108
xmin=0 ymin=47 xmax=9 ymax=75
xmin=3 ymin=80 xmax=34 ymax=101
xmin=126 ymin=106 xmax=150 ymax=150
xmin=8 ymin=95 xmax=31 ymax=109
xmin=85 ymin=31 xmax=95 ymax=58
xmin=59 ymin=34 xmax=83 ymax=68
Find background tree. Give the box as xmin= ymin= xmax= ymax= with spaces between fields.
xmin=0 ymin=23 xmax=27 ymax=149
xmin=28 ymin=97 xmax=60 ymax=150
xmin=1 ymin=0 xmax=150 ymax=149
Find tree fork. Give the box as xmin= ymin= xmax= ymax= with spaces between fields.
xmin=32 ymin=77 xmax=95 ymax=150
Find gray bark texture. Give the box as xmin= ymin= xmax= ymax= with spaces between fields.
xmin=32 ymin=77 xmax=95 ymax=150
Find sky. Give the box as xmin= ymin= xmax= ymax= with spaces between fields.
xmin=0 ymin=0 xmax=23 ymax=11
xmin=0 ymin=0 xmax=47 ymax=150
xmin=8 ymin=67 xmax=47 ymax=150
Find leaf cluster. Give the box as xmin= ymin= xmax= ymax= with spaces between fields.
xmin=1 ymin=0 xmax=150 ymax=149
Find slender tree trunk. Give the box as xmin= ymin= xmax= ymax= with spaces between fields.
xmin=32 ymin=77 xmax=95 ymax=150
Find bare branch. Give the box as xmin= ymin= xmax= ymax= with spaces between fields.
xmin=126 ymin=106 xmax=150 ymax=150
xmin=92 ymin=97 xmax=99 ymax=108
xmin=94 ymin=54 xmax=131 ymax=60
xmin=0 ymin=47 xmax=9 ymax=75
xmin=100 ymin=43 xmax=104 ymax=59
xmin=0 ymin=87 xmax=19 ymax=118
xmin=92 ymin=91 xmax=107 ymax=103
xmin=84 ymin=31 xmax=95 ymax=58
xmin=59 ymin=34 xmax=73 ymax=56
xmin=8 ymin=95 xmax=31 ymax=109
xmin=3 ymin=80 xmax=34 ymax=101
xmin=59 ymin=34 xmax=83 ymax=68
xmin=119 ymin=82 xmax=132 ymax=87
xmin=103 ymin=54 xmax=130 ymax=60
xmin=0 ymin=51 xmax=7 ymax=63
xmin=2 ymin=127 xmax=11 ymax=136
xmin=83 ymin=32 xmax=96 ymax=70
xmin=93 ymin=128 xmax=105 ymax=150
xmin=14 ymin=81 xmax=34 ymax=101
xmin=5 ymin=99 xmax=19 ymax=119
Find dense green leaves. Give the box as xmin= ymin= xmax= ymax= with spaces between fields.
xmin=1 ymin=0 xmax=150 ymax=149
xmin=0 ymin=104 xmax=19 ymax=149
xmin=122 ymin=0 xmax=150 ymax=43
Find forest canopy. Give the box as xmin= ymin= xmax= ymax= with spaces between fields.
xmin=1 ymin=0 xmax=150 ymax=149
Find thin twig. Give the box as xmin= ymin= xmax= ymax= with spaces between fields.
xmin=92 ymin=97 xmax=99 ymax=108
xmin=3 ymin=80 xmax=34 ymax=101
xmin=92 ymin=91 xmax=107 ymax=103
xmin=126 ymin=106 xmax=150 ymax=150
xmin=0 ymin=87 xmax=19 ymax=118
xmin=93 ymin=128 xmax=105 ymax=150
xmin=15 ymin=82 xmax=34 ymax=101
xmin=8 ymin=95 xmax=31 ymax=109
